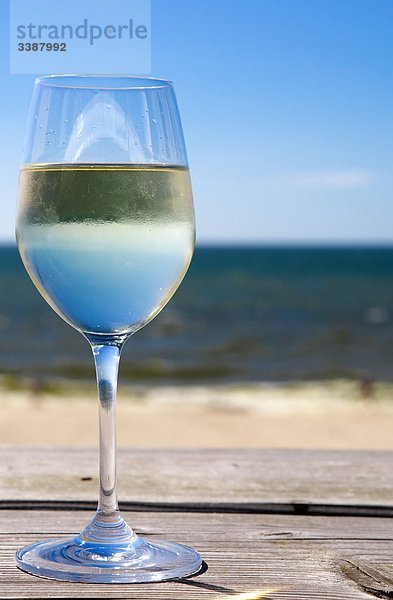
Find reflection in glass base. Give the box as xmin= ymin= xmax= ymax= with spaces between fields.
xmin=15 ymin=534 xmax=202 ymax=583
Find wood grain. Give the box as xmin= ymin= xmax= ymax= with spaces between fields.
xmin=2 ymin=509 xmax=392 ymax=599
xmin=340 ymin=557 xmax=393 ymax=598
xmin=1 ymin=447 xmax=392 ymax=506
xmin=1 ymin=447 xmax=392 ymax=598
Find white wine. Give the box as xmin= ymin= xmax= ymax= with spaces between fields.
xmin=16 ymin=164 xmax=195 ymax=335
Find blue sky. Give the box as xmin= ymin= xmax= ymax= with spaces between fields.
xmin=1 ymin=0 xmax=393 ymax=244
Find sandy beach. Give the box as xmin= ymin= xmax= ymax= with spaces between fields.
xmin=0 ymin=379 xmax=392 ymax=449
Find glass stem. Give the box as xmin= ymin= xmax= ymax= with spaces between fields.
xmin=92 ymin=340 xmax=122 ymax=515
xmin=80 ymin=335 xmax=135 ymax=544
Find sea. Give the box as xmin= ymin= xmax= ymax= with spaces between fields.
xmin=1 ymin=244 xmax=393 ymax=387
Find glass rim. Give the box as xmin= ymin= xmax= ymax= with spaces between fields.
xmin=34 ymin=74 xmax=173 ymax=90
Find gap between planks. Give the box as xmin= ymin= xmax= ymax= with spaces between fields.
xmin=0 ymin=499 xmax=392 ymax=518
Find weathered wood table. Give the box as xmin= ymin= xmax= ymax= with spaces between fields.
xmin=0 ymin=447 xmax=392 ymax=598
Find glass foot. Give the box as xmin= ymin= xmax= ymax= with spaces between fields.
xmin=15 ymin=534 xmax=202 ymax=583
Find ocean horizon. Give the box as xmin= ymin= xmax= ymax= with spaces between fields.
xmin=1 ymin=244 xmax=393 ymax=388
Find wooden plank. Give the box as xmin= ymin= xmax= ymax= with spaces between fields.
xmin=1 ymin=509 xmax=392 ymax=599
xmin=1 ymin=447 xmax=392 ymax=507
xmin=2 ymin=509 xmax=393 ymax=538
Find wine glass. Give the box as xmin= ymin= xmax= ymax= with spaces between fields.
xmin=14 ymin=75 xmax=202 ymax=583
